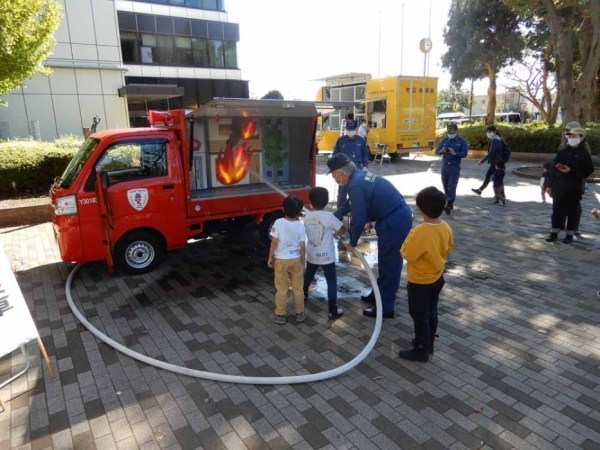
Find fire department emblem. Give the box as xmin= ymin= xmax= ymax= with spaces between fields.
xmin=127 ymin=188 xmax=148 ymax=211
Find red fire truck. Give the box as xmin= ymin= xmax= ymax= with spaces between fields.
xmin=50 ymin=99 xmax=319 ymax=275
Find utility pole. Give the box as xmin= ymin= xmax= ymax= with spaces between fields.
xmin=400 ymin=2 xmax=405 ymax=75
xmin=377 ymin=10 xmax=382 ymax=78
xmin=469 ymin=79 xmax=474 ymax=119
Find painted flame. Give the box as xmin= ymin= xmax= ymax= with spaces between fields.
xmin=240 ymin=120 xmax=256 ymax=140
xmin=216 ymin=141 xmax=253 ymax=185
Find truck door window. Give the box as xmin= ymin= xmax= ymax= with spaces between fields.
xmin=87 ymin=139 xmax=167 ymax=189
xmin=368 ymin=100 xmax=387 ymax=129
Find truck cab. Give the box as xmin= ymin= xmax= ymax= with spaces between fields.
xmin=51 ymin=99 xmax=318 ymax=275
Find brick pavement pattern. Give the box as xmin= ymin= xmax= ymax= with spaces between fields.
xmin=1 ymin=156 xmax=599 ymax=449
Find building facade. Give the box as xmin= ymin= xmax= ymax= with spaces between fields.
xmin=0 ymin=0 xmax=247 ymax=140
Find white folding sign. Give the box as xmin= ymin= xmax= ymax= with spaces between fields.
xmin=0 ymin=249 xmax=39 ymax=358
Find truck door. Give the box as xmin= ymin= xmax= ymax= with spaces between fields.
xmin=93 ymin=138 xmax=187 ymax=253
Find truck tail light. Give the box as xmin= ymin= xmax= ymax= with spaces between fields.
xmin=55 ymin=195 xmax=78 ymax=216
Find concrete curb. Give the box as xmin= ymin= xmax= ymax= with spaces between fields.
xmin=0 ymin=203 xmax=51 ymax=228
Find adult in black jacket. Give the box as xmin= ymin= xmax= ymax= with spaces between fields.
xmin=472 ymin=126 xmax=504 ymax=196
xmin=546 ymin=127 xmax=594 ymax=243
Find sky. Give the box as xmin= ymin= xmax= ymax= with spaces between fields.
xmin=225 ymin=0 xmax=492 ymax=100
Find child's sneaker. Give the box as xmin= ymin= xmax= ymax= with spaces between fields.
xmin=295 ymin=311 xmax=307 ymax=322
xmin=270 ymin=314 xmax=286 ymax=325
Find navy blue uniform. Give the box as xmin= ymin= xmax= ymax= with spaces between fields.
xmin=435 ymin=135 xmax=468 ymax=204
xmin=334 ymin=169 xmax=413 ymax=314
xmin=333 ymin=135 xmax=369 ymax=207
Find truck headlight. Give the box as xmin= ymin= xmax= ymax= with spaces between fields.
xmin=55 ymin=195 xmax=78 ymax=216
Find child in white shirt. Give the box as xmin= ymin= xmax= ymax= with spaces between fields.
xmin=303 ymin=187 xmax=347 ymax=320
xmin=268 ymin=196 xmax=307 ymax=325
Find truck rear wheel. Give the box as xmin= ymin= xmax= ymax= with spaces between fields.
xmin=115 ymin=231 xmax=164 ymax=275
xmin=258 ymin=210 xmax=285 ymax=246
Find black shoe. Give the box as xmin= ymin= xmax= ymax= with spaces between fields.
xmin=502 ymin=199 xmax=506 ymax=206
xmin=361 ymin=291 xmax=376 ymax=305
xmin=412 ymin=339 xmax=434 ymax=355
xmin=563 ymin=235 xmax=573 ymax=244
xmin=546 ymin=233 xmax=558 ymax=242
xmin=444 ymin=205 xmax=452 ymax=215
xmin=471 ymin=188 xmax=482 ymax=196
xmin=574 ymin=231 xmax=581 ymax=236
xmin=399 ymin=348 xmax=429 ymax=362
xmin=363 ymin=307 xmax=394 ymax=318
xmin=328 ymin=307 xmax=344 ymax=321
xmin=493 ymin=200 xmax=499 ymax=204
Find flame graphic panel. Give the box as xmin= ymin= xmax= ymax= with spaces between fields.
xmin=215 ymin=141 xmax=253 ymax=185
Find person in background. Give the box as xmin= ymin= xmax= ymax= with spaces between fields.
xmin=399 ymin=187 xmax=453 ymax=362
xmin=328 ymin=154 xmax=413 ymax=319
xmin=332 ymin=119 xmax=369 ymax=207
xmin=267 ymin=196 xmax=307 ymax=324
xmin=303 ymin=187 xmax=346 ymax=321
xmin=545 ymin=127 xmax=594 ymax=243
xmin=472 ymin=125 xmax=504 ymax=197
xmin=563 ymin=121 xmax=592 ymax=235
xmin=593 ymin=208 xmax=600 ymax=298
xmin=435 ymin=122 xmax=468 ymax=214
xmin=492 ymin=160 xmax=506 ymax=206
xmin=540 ymin=162 xmax=552 ymax=203
xmin=358 ymin=119 xmax=368 ymax=140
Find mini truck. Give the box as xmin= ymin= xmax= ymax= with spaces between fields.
xmin=50 ymin=99 xmax=319 ymax=275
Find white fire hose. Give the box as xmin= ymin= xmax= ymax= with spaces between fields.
xmin=65 ymin=246 xmax=382 ymax=385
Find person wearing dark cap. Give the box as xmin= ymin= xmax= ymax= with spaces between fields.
xmin=471 ymin=125 xmax=505 ymax=196
xmin=435 ymin=122 xmax=468 ymax=214
xmin=545 ymin=127 xmax=594 ymax=243
xmin=563 ymin=121 xmax=592 ymax=234
xmin=399 ymin=187 xmax=453 ymax=362
xmin=332 ymin=119 xmax=369 ymax=207
xmin=327 ymin=153 xmax=413 ymax=318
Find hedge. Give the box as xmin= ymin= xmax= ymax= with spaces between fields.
xmin=436 ymin=123 xmax=600 ymax=156
xmin=0 ymin=137 xmax=80 ymax=199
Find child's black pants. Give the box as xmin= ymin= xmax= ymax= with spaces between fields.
xmin=407 ymin=276 xmax=445 ymax=352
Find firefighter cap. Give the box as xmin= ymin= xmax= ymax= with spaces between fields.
xmin=345 ymin=119 xmax=357 ymax=130
xmin=327 ymin=153 xmax=351 ymax=174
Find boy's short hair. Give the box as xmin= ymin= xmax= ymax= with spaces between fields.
xmin=283 ymin=195 xmax=304 ymax=218
xmin=309 ymin=187 xmax=329 ymax=210
xmin=416 ymin=187 xmax=446 ymax=219
xmin=495 ymin=160 xmax=505 ymax=169
xmin=543 ymin=161 xmax=552 ymax=171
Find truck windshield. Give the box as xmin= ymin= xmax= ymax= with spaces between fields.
xmin=59 ymin=138 xmax=100 ymax=188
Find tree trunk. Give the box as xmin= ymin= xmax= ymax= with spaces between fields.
xmin=486 ymin=63 xmax=497 ymax=125
xmin=541 ymin=0 xmax=600 ymax=124
xmin=591 ymin=68 xmax=600 ymax=121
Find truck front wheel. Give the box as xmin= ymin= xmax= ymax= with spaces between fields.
xmin=115 ymin=231 xmax=164 ymax=275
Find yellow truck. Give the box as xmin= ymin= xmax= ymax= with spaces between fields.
xmin=317 ymin=74 xmax=438 ymax=160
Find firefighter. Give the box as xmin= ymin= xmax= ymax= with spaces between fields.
xmin=328 ymin=153 xmax=413 ymax=318
xmin=332 ymin=119 xmax=369 ymax=208
xmin=435 ymin=122 xmax=468 ymax=214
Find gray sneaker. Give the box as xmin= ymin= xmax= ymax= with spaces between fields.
xmin=295 ymin=311 xmax=307 ymax=323
xmin=270 ymin=314 xmax=286 ymax=325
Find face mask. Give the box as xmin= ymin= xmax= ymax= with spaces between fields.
xmin=447 ymin=133 xmax=456 ymax=138
xmin=486 ymin=132 xmax=495 ymax=139
xmin=346 ymin=130 xmax=356 ymax=137
xmin=567 ymin=137 xmax=582 ymax=147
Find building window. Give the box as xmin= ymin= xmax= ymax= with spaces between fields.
xmin=121 ymin=32 xmax=139 ymax=63
xmin=121 ymin=30 xmax=236 ymax=69
xmin=208 ymin=40 xmax=224 ymax=67
xmin=174 ymin=37 xmax=193 ymax=65
xmin=156 ymin=35 xmax=175 ymax=65
xmin=141 ymin=34 xmax=157 ymax=63
xmin=192 ymin=38 xmax=209 ymax=66
xmin=124 ymin=0 xmax=225 ymax=10
xmin=223 ymin=41 xmax=236 ymax=68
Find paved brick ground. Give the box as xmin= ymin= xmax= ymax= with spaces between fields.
xmin=1 ymin=155 xmax=599 ymax=450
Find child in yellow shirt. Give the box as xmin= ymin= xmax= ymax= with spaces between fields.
xmin=400 ymin=187 xmax=454 ymax=362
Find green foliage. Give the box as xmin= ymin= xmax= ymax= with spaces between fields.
xmin=262 ymin=124 xmax=288 ymax=182
xmin=0 ymin=0 xmax=62 ymax=104
xmin=442 ymin=0 xmax=524 ymax=83
xmin=437 ymin=87 xmax=471 ymax=113
xmin=0 ymin=137 xmax=80 ymax=198
xmin=436 ymin=122 xmax=600 ymax=155
xmin=261 ymin=90 xmax=284 ymax=100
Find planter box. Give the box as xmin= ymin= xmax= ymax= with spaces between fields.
xmin=0 ymin=204 xmax=51 ymax=228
